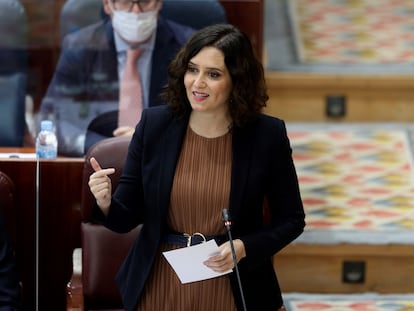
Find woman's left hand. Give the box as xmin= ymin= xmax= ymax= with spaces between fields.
xmin=203 ymin=239 xmax=246 ymax=273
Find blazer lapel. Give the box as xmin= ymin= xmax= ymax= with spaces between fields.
xmin=157 ymin=115 xmax=189 ymax=218
xmin=229 ymin=125 xmax=254 ymax=223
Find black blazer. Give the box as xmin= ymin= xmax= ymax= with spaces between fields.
xmin=95 ymin=105 xmax=305 ymax=311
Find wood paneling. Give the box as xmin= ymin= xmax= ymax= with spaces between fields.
xmin=220 ymin=0 xmax=263 ymax=59
xmin=0 ymin=154 xmax=83 ymax=311
xmin=274 ymin=243 xmax=414 ymax=293
xmin=264 ymin=72 xmax=414 ymax=122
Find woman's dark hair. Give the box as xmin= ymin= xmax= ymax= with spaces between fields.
xmin=162 ymin=23 xmax=268 ymax=127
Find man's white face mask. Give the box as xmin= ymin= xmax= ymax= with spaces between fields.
xmin=111 ymin=8 xmax=157 ymax=44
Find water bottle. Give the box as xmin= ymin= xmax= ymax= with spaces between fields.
xmin=36 ymin=120 xmax=58 ymax=159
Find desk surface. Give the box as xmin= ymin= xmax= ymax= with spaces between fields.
xmin=0 ymin=147 xmax=84 ymax=162
xmin=0 ymin=147 xmax=34 ymax=153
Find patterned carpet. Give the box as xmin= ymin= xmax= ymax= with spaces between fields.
xmin=288 ymin=127 xmax=414 ymax=244
xmin=284 ymin=293 xmax=414 ymax=311
xmin=289 ymin=0 xmax=414 ymax=64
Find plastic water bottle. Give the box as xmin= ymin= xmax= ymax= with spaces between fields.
xmin=36 ymin=120 xmax=58 ymax=159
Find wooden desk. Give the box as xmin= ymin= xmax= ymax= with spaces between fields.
xmin=0 ymin=149 xmax=84 ymax=311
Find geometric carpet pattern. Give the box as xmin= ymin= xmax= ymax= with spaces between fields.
xmin=289 ymin=130 xmax=414 ymax=236
xmin=288 ymin=299 xmax=414 ymax=311
xmin=289 ymin=300 xmax=414 ymax=311
xmin=284 ymin=293 xmax=414 ymax=311
xmin=289 ymin=0 xmax=414 ymax=64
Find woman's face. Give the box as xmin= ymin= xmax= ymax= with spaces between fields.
xmin=184 ymin=46 xmax=232 ymax=115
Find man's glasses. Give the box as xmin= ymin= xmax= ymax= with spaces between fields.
xmin=112 ymin=0 xmax=157 ymax=12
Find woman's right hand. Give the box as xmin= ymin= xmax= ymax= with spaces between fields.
xmin=88 ymin=157 xmax=115 ymax=216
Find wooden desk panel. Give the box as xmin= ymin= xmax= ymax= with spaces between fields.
xmin=0 ymin=154 xmax=84 ymax=311
xmin=264 ymin=72 xmax=414 ymax=122
xmin=274 ymin=243 xmax=414 ymax=293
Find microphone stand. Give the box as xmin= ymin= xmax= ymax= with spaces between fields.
xmin=222 ymin=209 xmax=247 ymax=311
xmin=35 ymin=157 xmax=40 ymax=311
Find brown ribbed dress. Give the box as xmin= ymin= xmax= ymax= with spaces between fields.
xmin=136 ymin=126 xmax=237 ymax=311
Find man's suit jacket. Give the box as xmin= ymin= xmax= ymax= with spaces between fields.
xmin=40 ymin=16 xmax=194 ymax=156
xmin=94 ymin=105 xmax=306 ymax=311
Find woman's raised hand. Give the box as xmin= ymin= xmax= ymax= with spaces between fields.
xmin=88 ymin=157 xmax=115 ymax=216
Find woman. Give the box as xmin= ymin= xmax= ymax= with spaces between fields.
xmin=89 ymin=24 xmax=305 ymax=311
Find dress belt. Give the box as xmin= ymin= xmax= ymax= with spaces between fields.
xmin=163 ymin=232 xmax=228 ymax=247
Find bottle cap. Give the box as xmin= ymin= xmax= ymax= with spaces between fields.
xmin=40 ymin=120 xmax=53 ymax=131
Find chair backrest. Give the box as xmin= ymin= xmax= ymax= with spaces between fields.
xmin=60 ymin=0 xmax=227 ymax=39
xmin=0 ymin=171 xmax=17 ymax=248
xmin=0 ymin=0 xmax=28 ymax=74
xmin=81 ymin=136 xmax=141 ymax=310
xmin=0 ymin=0 xmax=28 ymax=147
xmin=0 ymin=73 xmax=27 ymax=147
xmin=82 ymin=223 xmax=141 ymax=310
xmin=60 ymin=0 xmax=106 ymax=39
xmin=161 ymin=0 xmax=227 ymax=29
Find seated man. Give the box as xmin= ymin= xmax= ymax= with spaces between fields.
xmin=0 ymin=210 xmax=21 ymax=311
xmin=40 ymin=0 xmax=195 ymax=156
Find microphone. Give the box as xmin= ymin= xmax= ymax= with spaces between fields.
xmin=222 ymin=209 xmax=247 ymax=311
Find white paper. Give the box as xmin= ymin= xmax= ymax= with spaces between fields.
xmin=0 ymin=153 xmax=37 ymax=159
xmin=162 ymin=239 xmax=232 ymax=284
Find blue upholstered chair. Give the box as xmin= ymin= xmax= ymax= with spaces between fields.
xmin=60 ymin=0 xmax=106 ymax=39
xmin=162 ymin=0 xmax=227 ymax=29
xmin=0 ymin=0 xmax=28 ymax=147
xmin=0 ymin=0 xmax=27 ymax=74
xmin=0 ymin=74 xmax=27 ymax=147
